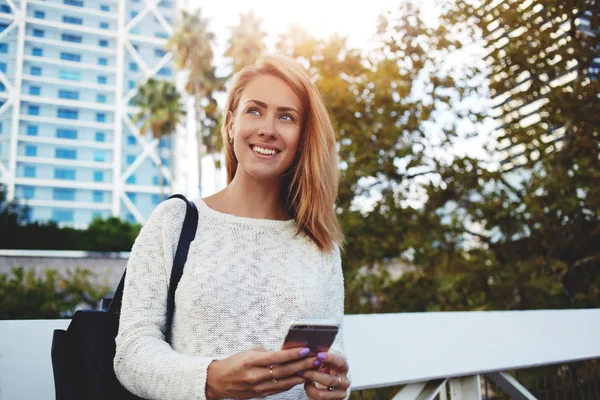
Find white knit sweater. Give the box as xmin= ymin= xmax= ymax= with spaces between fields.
xmin=114 ymin=198 xmax=348 ymax=400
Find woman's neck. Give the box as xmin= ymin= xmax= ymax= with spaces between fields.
xmin=204 ymin=173 xmax=290 ymax=221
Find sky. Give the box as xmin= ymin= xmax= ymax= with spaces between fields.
xmin=177 ymin=0 xmax=492 ymax=200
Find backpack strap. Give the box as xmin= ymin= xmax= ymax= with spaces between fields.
xmin=165 ymin=194 xmax=198 ymax=340
xmin=108 ymin=195 xmax=199 ymax=343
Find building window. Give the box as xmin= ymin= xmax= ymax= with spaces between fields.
xmin=96 ymin=112 xmax=106 ymax=122
xmin=98 ymin=57 xmax=107 ymax=66
xmin=93 ymin=171 xmax=103 ymax=182
xmin=0 ymin=5 xmax=11 ymax=13
xmin=34 ymin=10 xmax=45 ymax=19
xmin=100 ymin=22 xmax=109 ymax=29
xmin=93 ymin=190 xmax=103 ymax=202
xmin=33 ymin=29 xmax=44 ymax=38
xmin=94 ymin=150 xmax=105 ymax=162
xmin=0 ymin=62 xmax=6 ymax=73
xmin=152 ymin=194 xmax=160 ymax=205
xmin=55 ymin=168 xmax=75 ymax=180
xmin=154 ymin=48 xmax=165 ymax=57
xmin=97 ymin=76 xmax=107 ymax=84
xmin=0 ymin=23 xmax=6 ymax=32
xmin=130 ymin=11 xmax=138 ymax=18
xmin=130 ymin=27 xmax=140 ymax=35
xmin=99 ymin=39 xmax=108 ymax=47
xmin=64 ymin=0 xmax=84 ymax=7
xmin=56 ymin=129 xmax=77 ymax=139
xmin=58 ymin=89 xmax=79 ymax=100
xmin=27 ymin=105 xmax=39 ymax=115
xmin=27 ymin=126 xmax=38 ymax=136
xmin=100 ymin=5 xmax=109 ymax=12
xmin=96 ymin=94 xmax=106 ymax=103
xmin=30 ymin=66 xmax=42 ymax=76
xmin=159 ymin=0 xmax=173 ymax=7
xmin=126 ymin=174 xmax=136 ymax=184
xmin=53 ymin=188 xmax=75 ymax=201
xmin=57 ymin=108 xmax=78 ymax=120
xmin=127 ymin=135 xmax=136 ymax=145
xmin=59 ymin=70 xmax=80 ymax=81
xmin=60 ymin=52 xmax=81 ymax=62
xmin=25 ymin=145 xmax=37 ymax=157
xmin=32 ymin=47 xmax=43 ymax=56
xmin=128 ymin=80 xmax=135 ymax=89
xmin=62 ymin=16 xmax=83 ymax=25
xmin=52 ymin=209 xmax=74 ymax=223
xmin=127 ymin=155 xmax=136 ymax=165
xmin=24 ymin=166 xmax=36 ymax=177
xmin=158 ymin=67 xmax=172 ymax=76
xmin=127 ymin=192 xmax=136 ymax=203
xmin=29 ymin=86 xmax=40 ymax=95
xmin=56 ymin=148 xmax=77 ymax=159
xmin=129 ymin=62 xmax=138 ymax=71
xmin=95 ymin=132 xmax=105 ymax=142
xmin=152 ymin=176 xmax=158 ymax=185
xmin=61 ymin=34 xmax=82 ymax=43
xmin=0 ymin=43 xmax=8 ymax=53
xmin=23 ymin=186 xmax=35 ymax=199
xmin=159 ymin=138 xmax=168 ymax=148
xmin=154 ymin=32 xmax=169 ymax=39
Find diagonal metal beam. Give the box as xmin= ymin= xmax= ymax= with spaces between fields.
xmin=486 ymin=372 xmax=537 ymax=400
xmin=393 ymin=379 xmax=448 ymax=400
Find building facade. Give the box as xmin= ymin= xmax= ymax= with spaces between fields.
xmin=483 ymin=0 xmax=599 ymax=170
xmin=0 ymin=0 xmax=180 ymax=228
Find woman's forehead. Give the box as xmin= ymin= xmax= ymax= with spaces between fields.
xmin=239 ymin=74 xmax=303 ymax=113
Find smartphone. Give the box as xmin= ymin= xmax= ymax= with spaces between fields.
xmin=281 ymin=319 xmax=340 ymax=355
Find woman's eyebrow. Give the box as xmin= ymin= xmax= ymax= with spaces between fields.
xmin=245 ymin=99 xmax=299 ymax=114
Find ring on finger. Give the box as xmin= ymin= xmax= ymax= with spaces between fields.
xmin=269 ymin=365 xmax=277 ymax=384
xmin=328 ymin=375 xmax=342 ymax=391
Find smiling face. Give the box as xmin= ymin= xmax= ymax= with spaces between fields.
xmin=227 ymin=74 xmax=304 ymax=183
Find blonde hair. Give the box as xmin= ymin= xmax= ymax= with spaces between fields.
xmin=221 ymin=55 xmax=343 ymax=252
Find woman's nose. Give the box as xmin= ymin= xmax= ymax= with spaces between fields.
xmin=259 ymin=117 xmax=276 ymax=138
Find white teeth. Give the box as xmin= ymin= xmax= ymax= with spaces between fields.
xmin=252 ymin=146 xmax=277 ymax=156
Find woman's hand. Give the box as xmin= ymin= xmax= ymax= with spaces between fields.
xmin=205 ymin=347 xmax=318 ymax=399
xmin=302 ymin=352 xmax=350 ymax=400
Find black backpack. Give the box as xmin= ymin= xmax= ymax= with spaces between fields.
xmin=51 ymin=194 xmax=198 ymax=400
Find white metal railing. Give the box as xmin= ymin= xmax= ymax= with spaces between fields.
xmin=0 ymin=309 xmax=599 ymax=400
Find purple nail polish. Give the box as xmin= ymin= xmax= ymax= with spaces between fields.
xmin=296 ymin=371 xmax=304 ymax=376
xmin=317 ymin=352 xmax=327 ymax=360
xmin=314 ymin=360 xmax=322 ymax=367
xmin=299 ymin=348 xmax=310 ymax=357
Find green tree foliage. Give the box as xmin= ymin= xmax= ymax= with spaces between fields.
xmin=224 ymin=11 xmax=267 ymax=74
xmin=275 ymin=0 xmax=599 ymax=314
xmin=0 ymin=267 xmax=109 ymax=319
xmin=132 ymin=78 xmax=186 ymax=200
xmin=167 ymin=9 xmax=224 ymax=192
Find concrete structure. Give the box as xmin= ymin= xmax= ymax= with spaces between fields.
xmin=1 ymin=309 xmax=600 ymax=399
xmin=0 ymin=249 xmax=127 ymax=289
xmin=0 ymin=0 xmax=181 ymax=228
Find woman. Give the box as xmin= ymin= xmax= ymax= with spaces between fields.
xmin=114 ymin=54 xmax=350 ymax=400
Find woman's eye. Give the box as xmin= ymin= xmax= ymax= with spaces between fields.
xmin=280 ymin=114 xmax=294 ymax=122
xmin=247 ymin=107 xmax=261 ymax=115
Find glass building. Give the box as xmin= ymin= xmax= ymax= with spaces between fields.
xmin=0 ymin=0 xmax=180 ymax=228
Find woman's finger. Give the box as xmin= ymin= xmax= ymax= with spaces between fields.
xmin=315 ymin=352 xmax=349 ymax=373
xmin=302 ymin=370 xmax=350 ymax=390
xmin=305 ymin=381 xmax=348 ymax=399
xmin=255 ymin=347 xmax=312 ymax=367
xmin=253 ymin=375 xmax=306 ymax=396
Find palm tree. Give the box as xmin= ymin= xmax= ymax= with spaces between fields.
xmin=166 ymin=9 xmax=223 ymax=197
xmin=132 ymin=78 xmax=186 ymax=201
xmin=224 ymin=11 xmax=267 ymax=74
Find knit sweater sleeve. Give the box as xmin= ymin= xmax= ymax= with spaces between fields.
xmin=114 ymin=199 xmax=213 ymax=400
xmin=325 ymin=243 xmax=352 ymax=397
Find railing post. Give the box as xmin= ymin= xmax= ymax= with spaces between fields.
xmin=448 ymin=375 xmax=482 ymax=400
xmin=486 ymin=372 xmax=537 ymax=400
